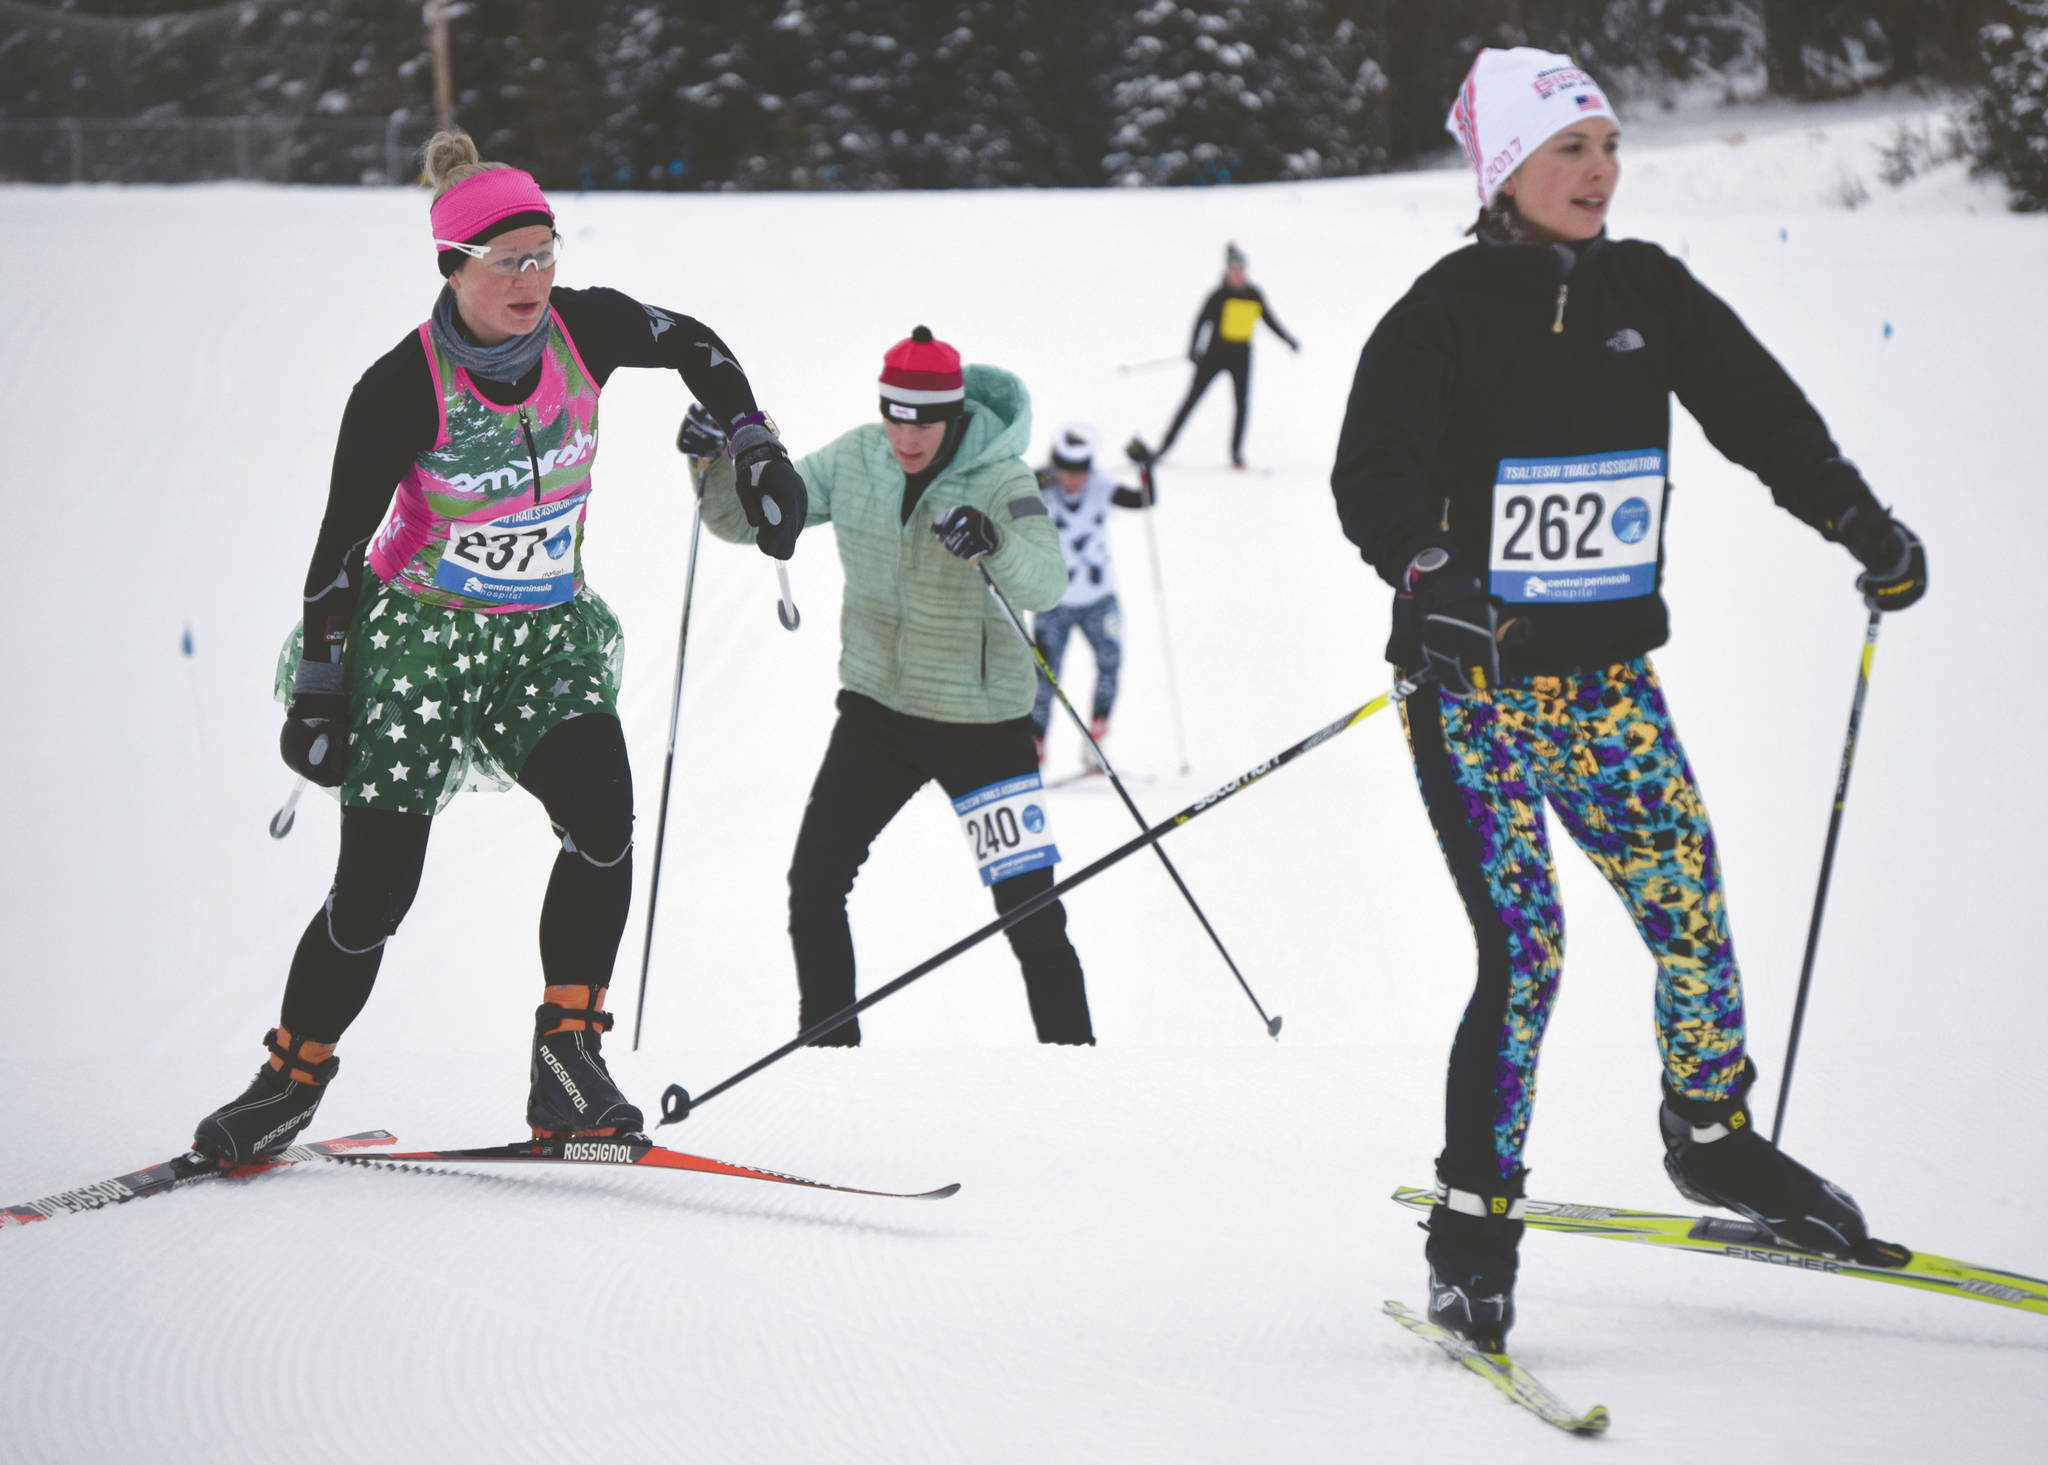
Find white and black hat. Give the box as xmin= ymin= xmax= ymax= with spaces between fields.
xmin=1050 ymin=422 xmax=1098 ymax=470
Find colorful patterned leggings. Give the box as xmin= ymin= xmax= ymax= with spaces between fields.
xmin=1401 ymin=657 xmax=1748 ymax=1190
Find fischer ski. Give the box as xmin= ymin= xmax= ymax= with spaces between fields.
xmin=1384 ymin=1301 xmax=1611 ymax=1435
xmin=341 ymin=1135 xmax=960 ymax=1201
xmin=1394 ymin=1186 xmax=2048 ymax=1317
xmin=1 ymin=1131 xmax=398 ymax=1232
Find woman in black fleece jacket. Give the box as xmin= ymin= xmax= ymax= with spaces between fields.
xmin=1330 ymin=46 xmax=1927 ymax=1352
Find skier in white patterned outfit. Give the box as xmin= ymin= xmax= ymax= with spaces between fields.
xmin=1029 ymin=423 xmax=1153 ymax=763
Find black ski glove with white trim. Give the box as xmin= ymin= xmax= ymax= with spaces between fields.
xmin=676 ymin=402 xmax=726 ymax=462
xmin=933 ymin=505 xmax=999 ymax=560
xmin=1408 ymin=551 xmax=1525 ymax=697
xmin=728 ymin=416 xmax=805 ymax=561
xmin=281 ymin=658 xmax=348 ymax=787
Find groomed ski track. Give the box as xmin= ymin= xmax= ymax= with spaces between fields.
xmin=4 ymin=95 xmax=2045 ymax=1462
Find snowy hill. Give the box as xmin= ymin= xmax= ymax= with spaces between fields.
xmin=3 ymin=96 xmax=2043 ymax=1462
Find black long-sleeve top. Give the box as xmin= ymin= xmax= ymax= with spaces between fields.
xmin=1189 ymin=282 xmax=1298 ymax=358
xmin=300 ymin=286 xmax=756 ymax=658
xmin=1330 ymin=234 xmax=1880 ymax=673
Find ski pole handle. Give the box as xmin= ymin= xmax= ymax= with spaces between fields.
xmin=760 ymin=496 xmax=800 ymax=629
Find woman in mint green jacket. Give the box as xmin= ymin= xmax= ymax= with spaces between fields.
xmin=702 ymin=327 xmax=1095 ymax=1045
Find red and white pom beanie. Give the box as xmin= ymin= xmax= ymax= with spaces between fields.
xmin=879 ymin=326 xmax=965 ymax=424
xmin=1445 ymin=47 xmax=1616 ymax=205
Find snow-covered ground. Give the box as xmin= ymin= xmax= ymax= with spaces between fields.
xmin=3 ymin=97 xmax=2043 ymax=1462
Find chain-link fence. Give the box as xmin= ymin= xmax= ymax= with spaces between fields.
xmin=0 ymin=114 xmax=414 ymax=185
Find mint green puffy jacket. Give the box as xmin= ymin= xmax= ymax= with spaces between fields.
xmin=703 ymin=364 xmax=1065 ymax=723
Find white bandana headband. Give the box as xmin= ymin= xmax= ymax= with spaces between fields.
xmin=1446 ymin=47 xmax=1617 ymax=205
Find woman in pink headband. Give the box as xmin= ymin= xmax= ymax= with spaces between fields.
xmin=1331 ymin=48 xmax=1926 ymax=1353
xmin=186 ymin=129 xmax=810 ymax=1166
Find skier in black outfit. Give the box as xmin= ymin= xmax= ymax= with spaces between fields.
xmin=1152 ymin=243 xmax=1298 ymax=469
xmin=1330 ymin=47 xmax=1927 ymax=1351
xmin=188 ymin=130 xmax=807 ymax=1164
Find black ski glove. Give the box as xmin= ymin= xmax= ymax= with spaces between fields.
xmin=728 ymin=416 xmax=805 ymax=561
xmin=1408 ymin=551 xmax=1525 ymax=697
xmin=676 ymin=402 xmax=726 ymax=461
xmin=280 ymin=659 xmax=348 ymax=787
xmin=1837 ymin=504 xmax=1927 ymax=613
xmin=934 ymin=505 xmax=999 ymax=560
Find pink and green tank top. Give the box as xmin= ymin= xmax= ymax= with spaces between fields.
xmin=367 ymin=306 xmax=602 ymax=612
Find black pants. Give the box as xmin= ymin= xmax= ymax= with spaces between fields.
xmin=277 ymin=714 xmax=635 ymax=1043
xmin=1159 ymin=346 xmax=1251 ymax=460
xmin=787 ymin=691 xmax=1095 ymax=1045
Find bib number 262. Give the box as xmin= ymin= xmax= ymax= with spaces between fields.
xmin=1489 ymin=449 xmax=1665 ymax=605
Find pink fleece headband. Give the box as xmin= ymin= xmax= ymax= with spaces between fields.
xmin=430 ymin=168 xmax=554 ymax=252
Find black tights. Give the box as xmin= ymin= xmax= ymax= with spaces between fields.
xmin=278 ymin=715 xmax=635 ymax=1042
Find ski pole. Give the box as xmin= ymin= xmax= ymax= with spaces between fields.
xmin=979 ymin=561 xmax=1281 ymax=1038
xmin=1771 ymin=608 xmax=1881 ymax=1143
xmin=1116 ymin=355 xmax=1185 ymax=376
xmin=762 ymin=495 xmax=800 ymax=630
xmin=1136 ymin=462 xmax=1192 ymax=775
xmin=267 ymin=731 xmax=329 ymax=838
xmin=269 ymin=775 xmax=308 ymax=839
xmin=657 ymin=678 xmax=1423 ymax=1124
xmin=631 ymin=458 xmax=710 ymax=1050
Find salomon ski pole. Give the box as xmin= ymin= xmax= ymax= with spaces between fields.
xmin=657 ymin=680 xmax=1422 ymax=1123
xmin=978 ymin=562 xmax=1281 ymax=1037
xmin=631 ymin=456 xmax=710 ymax=1050
xmin=1771 ymin=608 xmax=1881 ymax=1142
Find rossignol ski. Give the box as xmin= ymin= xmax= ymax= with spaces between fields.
xmin=1384 ymin=1300 xmax=1611 ymax=1435
xmin=0 ymin=1131 xmax=398 ymax=1232
xmin=1393 ymin=1186 xmax=2048 ymax=1316
xmin=343 ymin=1135 xmax=960 ymax=1200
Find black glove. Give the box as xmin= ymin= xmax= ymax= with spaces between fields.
xmin=1837 ymin=504 xmax=1926 ymax=612
xmin=676 ymin=402 xmax=726 ymax=461
xmin=933 ymin=504 xmax=999 ymax=560
xmin=280 ymin=659 xmax=348 ymax=787
xmin=1409 ymin=554 xmax=1525 ymax=697
xmin=728 ymin=417 xmax=805 ymax=561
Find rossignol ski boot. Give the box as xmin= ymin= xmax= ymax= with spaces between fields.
xmin=192 ymin=1027 xmax=339 ymax=1165
xmin=527 ymin=985 xmax=645 ymax=1139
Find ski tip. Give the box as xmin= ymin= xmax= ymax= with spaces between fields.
xmin=922 ymin=1182 xmax=963 ymax=1200
xmin=1574 ymin=1405 xmax=1614 ymax=1435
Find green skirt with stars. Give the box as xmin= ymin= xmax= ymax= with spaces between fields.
xmin=275 ymin=578 xmax=625 ymax=816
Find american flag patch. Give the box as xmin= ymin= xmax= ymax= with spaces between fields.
xmin=1575 ymin=93 xmax=1601 ymax=112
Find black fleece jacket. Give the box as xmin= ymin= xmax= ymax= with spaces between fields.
xmin=1330 ymin=234 xmax=1880 ymax=674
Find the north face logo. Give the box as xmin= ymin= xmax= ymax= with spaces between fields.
xmin=1605 ymin=328 xmax=1645 ymax=353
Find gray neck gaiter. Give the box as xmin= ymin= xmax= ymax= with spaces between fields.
xmin=430 ymin=286 xmax=551 ymax=383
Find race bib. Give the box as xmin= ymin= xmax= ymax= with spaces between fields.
xmin=952 ymin=774 xmax=1060 ymax=887
xmin=433 ymin=492 xmax=586 ymax=606
xmin=1488 ymin=450 xmax=1666 ymax=605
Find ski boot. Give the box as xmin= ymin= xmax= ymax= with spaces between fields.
xmin=527 ymin=985 xmax=645 ymax=1139
xmin=1660 ymin=1059 xmax=1901 ymax=1264
xmin=192 ymin=1027 xmax=339 ymax=1165
xmin=1424 ymin=1178 xmax=1524 ymax=1353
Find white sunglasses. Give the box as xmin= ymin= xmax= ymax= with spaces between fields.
xmin=435 ymin=233 xmax=563 ymax=275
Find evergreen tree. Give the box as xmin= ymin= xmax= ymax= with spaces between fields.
xmin=1100 ymin=0 xmax=1386 ymax=186
xmin=1968 ymin=0 xmax=2048 ymax=208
